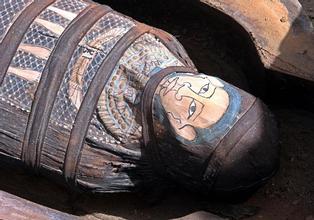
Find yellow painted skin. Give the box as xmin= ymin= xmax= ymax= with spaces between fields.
xmin=157 ymin=74 xmax=230 ymax=141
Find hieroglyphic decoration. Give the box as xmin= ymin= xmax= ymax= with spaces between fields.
xmin=0 ymin=0 xmax=88 ymax=111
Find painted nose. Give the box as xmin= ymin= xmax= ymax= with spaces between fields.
xmin=209 ymin=98 xmax=280 ymax=193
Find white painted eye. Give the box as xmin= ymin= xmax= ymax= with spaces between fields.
xmin=188 ymin=99 xmax=197 ymax=119
xmin=199 ymin=83 xmax=209 ymax=94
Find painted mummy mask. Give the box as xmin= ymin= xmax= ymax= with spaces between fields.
xmin=154 ymin=73 xmax=239 ymax=143
xmin=0 ymin=0 xmax=279 ymax=194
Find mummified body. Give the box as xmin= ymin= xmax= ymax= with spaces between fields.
xmin=0 ymin=0 xmax=279 ymax=194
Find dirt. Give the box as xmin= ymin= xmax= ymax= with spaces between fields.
xmin=300 ymin=0 xmax=314 ymax=21
xmin=0 ymin=0 xmax=314 ymax=219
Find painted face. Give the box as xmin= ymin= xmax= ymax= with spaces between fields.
xmin=156 ymin=73 xmax=230 ymax=141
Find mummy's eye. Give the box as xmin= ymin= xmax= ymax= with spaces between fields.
xmin=199 ymin=83 xmax=209 ymax=94
xmin=188 ymin=99 xmax=197 ymax=119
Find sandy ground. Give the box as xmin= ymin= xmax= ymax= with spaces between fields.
xmin=0 ymin=0 xmax=313 ymax=219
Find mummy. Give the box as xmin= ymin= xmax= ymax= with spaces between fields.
xmin=0 ymin=0 xmax=279 ymax=194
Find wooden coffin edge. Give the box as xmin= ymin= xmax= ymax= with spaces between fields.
xmin=198 ymin=0 xmax=314 ymax=81
xmin=0 ymin=190 xmax=78 ymax=220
